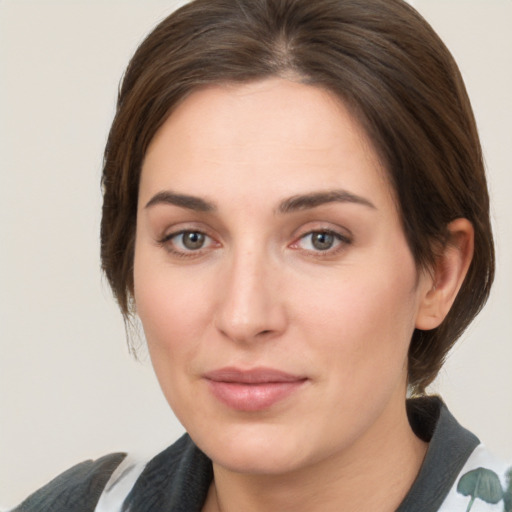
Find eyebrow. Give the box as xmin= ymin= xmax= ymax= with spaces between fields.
xmin=144 ymin=189 xmax=376 ymax=213
xmin=277 ymin=190 xmax=376 ymax=213
xmin=145 ymin=191 xmax=216 ymax=212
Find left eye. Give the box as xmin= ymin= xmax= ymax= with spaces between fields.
xmin=296 ymin=231 xmax=346 ymax=251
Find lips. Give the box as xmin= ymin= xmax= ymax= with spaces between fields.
xmin=203 ymin=367 xmax=307 ymax=412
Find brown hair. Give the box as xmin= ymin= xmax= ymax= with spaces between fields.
xmin=101 ymin=0 xmax=494 ymax=394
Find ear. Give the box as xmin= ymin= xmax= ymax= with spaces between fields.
xmin=415 ymin=218 xmax=474 ymax=330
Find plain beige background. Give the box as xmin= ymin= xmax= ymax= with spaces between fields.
xmin=1 ymin=0 xmax=511 ymax=508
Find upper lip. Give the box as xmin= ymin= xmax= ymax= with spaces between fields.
xmin=203 ymin=367 xmax=306 ymax=384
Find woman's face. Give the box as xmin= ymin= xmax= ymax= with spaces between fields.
xmin=134 ymin=78 xmax=432 ymax=475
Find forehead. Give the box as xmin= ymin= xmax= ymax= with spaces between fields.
xmin=140 ymin=78 xmax=394 ymax=209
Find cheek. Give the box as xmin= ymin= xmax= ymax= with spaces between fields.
xmin=295 ymin=253 xmax=420 ymax=380
xmin=133 ymin=248 xmax=212 ymax=365
xmin=133 ymin=255 xmax=215 ymax=422
xmin=138 ymin=284 xmax=200 ymax=340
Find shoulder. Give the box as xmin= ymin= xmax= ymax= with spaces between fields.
xmin=439 ymin=444 xmax=512 ymax=512
xmin=11 ymin=452 xmax=126 ymax=512
xmin=11 ymin=435 xmax=212 ymax=512
xmin=401 ymin=396 xmax=512 ymax=512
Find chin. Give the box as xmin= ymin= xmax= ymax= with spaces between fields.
xmin=211 ymin=444 xmax=308 ymax=476
xmin=189 ymin=420 xmax=322 ymax=476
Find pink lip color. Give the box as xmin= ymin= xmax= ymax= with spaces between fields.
xmin=203 ymin=367 xmax=307 ymax=412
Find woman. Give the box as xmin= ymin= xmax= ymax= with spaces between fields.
xmin=12 ymin=0 xmax=510 ymax=511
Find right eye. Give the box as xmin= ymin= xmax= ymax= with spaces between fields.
xmin=160 ymin=230 xmax=217 ymax=256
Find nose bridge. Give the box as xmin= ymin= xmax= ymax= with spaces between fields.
xmin=215 ymin=240 xmax=285 ymax=342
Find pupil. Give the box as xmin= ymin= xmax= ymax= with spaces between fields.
xmin=312 ymin=232 xmax=334 ymax=250
xmin=183 ymin=232 xmax=205 ymax=249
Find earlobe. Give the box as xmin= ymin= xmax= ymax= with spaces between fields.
xmin=415 ymin=218 xmax=474 ymax=331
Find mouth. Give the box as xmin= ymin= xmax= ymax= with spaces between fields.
xmin=203 ymin=367 xmax=308 ymax=412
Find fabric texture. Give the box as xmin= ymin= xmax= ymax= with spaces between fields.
xmin=11 ymin=452 xmax=126 ymax=512
xmin=11 ymin=397 xmax=511 ymax=512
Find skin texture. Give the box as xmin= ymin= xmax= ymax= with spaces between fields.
xmin=134 ymin=78 xmax=473 ymax=512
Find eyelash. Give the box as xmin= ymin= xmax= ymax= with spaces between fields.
xmin=157 ymin=228 xmax=352 ymax=259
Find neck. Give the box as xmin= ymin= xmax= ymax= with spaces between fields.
xmin=203 ymin=398 xmax=427 ymax=512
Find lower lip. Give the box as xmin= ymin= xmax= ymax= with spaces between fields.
xmin=206 ymin=380 xmax=306 ymax=412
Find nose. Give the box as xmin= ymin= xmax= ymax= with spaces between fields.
xmin=214 ymin=246 xmax=287 ymax=344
